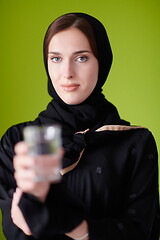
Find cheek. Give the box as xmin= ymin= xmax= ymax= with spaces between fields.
xmin=48 ymin=63 xmax=58 ymax=82
xmin=88 ymin=63 xmax=99 ymax=85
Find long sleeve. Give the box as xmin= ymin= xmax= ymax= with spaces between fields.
xmin=0 ymin=125 xmax=85 ymax=240
xmin=0 ymin=126 xmax=35 ymax=240
xmin=18 ymin=182 xmax=85 ymax=238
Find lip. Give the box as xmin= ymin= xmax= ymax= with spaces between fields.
xmin=61 ymin=83 xmax=80 ymax=92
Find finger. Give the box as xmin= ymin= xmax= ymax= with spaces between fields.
xmin=14 ymin=168 xmax=45 ymax=191
xmin=13 ymin=155 xmax=34 ymax=170
xmin=15 ymin=175 xmax=48 ymax=195
xmin=15 ymin=176 xmax=37 ymax=193
xmin=14 ymin=168 xmax=35 ymax=183
xmin=14 ymin=141 xmax=29 ymax=155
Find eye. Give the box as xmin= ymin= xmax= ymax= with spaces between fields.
xmin=51 ymin=57 xmax=62 ymax=62
xmin=76 ymin=56 xmax=88 ymax=62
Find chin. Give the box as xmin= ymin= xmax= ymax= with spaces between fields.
xmin=62 ymin=98 xmax=85 ymax=105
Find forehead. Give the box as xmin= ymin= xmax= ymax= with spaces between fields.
xmin=48 ymin=27 xmax=92 ymax=52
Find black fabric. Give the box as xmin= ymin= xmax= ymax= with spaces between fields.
xmin=38 ymin=97 xmax=129 ymax=169
xmin=0 ymin=126 xmax=159 ymax=240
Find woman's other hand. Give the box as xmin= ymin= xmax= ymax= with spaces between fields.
xmin=65 ymin=220 xmax=89 ymax=240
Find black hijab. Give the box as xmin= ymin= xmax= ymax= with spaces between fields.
xmin=38 ymin=13 xmax=129 ymax=168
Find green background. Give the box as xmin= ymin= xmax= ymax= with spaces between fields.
xmin=0 ymin=0 xmax=160 ymax=239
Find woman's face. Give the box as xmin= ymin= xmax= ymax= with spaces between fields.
xmin=47 ymin=27 xmax=99 ymax=105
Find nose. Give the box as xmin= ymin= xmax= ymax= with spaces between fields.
xmin=63 ymin=60 xmax=75 ymax=79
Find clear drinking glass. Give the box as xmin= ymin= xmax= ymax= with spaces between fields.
xmin=23 ymin=125 xmax=62 ymax=182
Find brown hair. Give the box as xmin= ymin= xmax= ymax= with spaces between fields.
xmin=44 ymin=14 xmax=98 ymax=61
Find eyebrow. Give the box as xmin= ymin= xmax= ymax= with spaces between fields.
xmin=48 ymin=50 xmax=92 ymax=55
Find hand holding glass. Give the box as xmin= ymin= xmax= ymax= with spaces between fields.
xmin=23 ymin=125 xmax=62 ymax=182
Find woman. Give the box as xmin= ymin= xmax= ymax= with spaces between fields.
xmin=0 ymin=13 xmax=159 ymax=240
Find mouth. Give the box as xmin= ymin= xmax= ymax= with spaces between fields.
xmin=61 ymin=83 xmax=80 ymax=92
